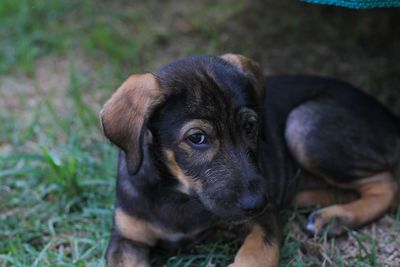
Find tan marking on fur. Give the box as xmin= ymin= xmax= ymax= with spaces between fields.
xmin=312 ymin=172 xmax=398 ymax=233
xmin=353 ymin=172 xmax=395 ymax=186
xmin=229 ymin=224 xmax=279 ymax=267
xmin=293 ymin=189 xmax=358 ymax=207
xmin=164 ymin=149 xmax=203 ymax=193
xmin=114 ymin=209 xmax=204 ymax=248
xmin=100 ymin=74 xmax=164 ymax=172
xmin=220 ymin=54 xmax=264 ymax=100
xmin=115 ymin=208 xmax=164 ymax=246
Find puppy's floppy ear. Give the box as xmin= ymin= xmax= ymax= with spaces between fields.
xmin=100 ymin=74 xmax=165 ymax=174
xmin=220 ymin=54 xmax=265 ymax=102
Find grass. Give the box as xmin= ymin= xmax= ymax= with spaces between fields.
xmin=0 ymin=76 xmax=116 ymax=266
xmin=1 ymin=0 xmax=399 ymax=266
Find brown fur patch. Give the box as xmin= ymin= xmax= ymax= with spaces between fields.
xmin=115 ymin=208 xmax=164 ymax=246
xmin=100 ymin=74 xmax=164 ymax=173
xmin=164 ymin=149 xmax=203 ymax=193
xmin=311 ymin=172 xmax=398 ymax=233
xmin=229 ymin=224 xmax=279 ymax=267
xmin=220 ymin=54 xmax=265 ymax=101
xmin=293 ymin=188 xmax=358 ymax=207
xmin=114 ymin=208 xmax=204 ymax=247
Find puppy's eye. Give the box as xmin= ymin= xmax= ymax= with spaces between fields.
xmin=187 ymin=133 xmax=208 ymax=147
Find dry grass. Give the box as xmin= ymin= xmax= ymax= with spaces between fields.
xmin=287 ymin=214 xmax=400 ymax=266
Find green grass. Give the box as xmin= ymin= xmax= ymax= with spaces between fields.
xmin=0 ymin=0 xmax=247 ymax=76
xmin=0 ymin=0 xmax=168 ymax=75
xmin=0 ymin=73 xmax=116 ymax=266
xmin=0 ymin=1 xmax=249 ymax=265
xmin=1 ymin=0 xmax=399 ymax=266
xmin=0 ymin=0 xmax=70 ymax=74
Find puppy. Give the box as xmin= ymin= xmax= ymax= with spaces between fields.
xmin=100 ymin=54 xmax=400 ymax=267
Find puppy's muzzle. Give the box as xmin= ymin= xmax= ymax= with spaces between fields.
xmin=239 ymin=193 xmax=267 ymax=215
xmin=238 ymin=176 xmax=268 ymax=216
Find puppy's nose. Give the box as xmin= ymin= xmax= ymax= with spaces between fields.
xmin=239 ymin=194 xmax=267 ymax=214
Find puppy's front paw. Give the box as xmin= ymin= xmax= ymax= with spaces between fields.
xmin=106 ymin=237 xmax=150 ymax=267
xmin=228 ymin=224 xmax=279 ymax=267
xmin=306 ymin=205 xmax=353 ymax=236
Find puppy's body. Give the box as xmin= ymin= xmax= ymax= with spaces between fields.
xmin=262 ymin=75 xmax=400 ymax=205
xmin=101 ymin=55 xmax=400 ymax=267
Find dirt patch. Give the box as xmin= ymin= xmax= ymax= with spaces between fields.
xmin=289 ymin=215 xmax=400 ymax=266
xmin=0 ymin=51 xmax=105 ymax=125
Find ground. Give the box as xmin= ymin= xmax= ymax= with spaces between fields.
xmin=0 ymin=0 xmax=399 ymax=266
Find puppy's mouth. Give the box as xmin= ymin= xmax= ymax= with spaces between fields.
xmin=204 ymin=199 xmax=269 ymax=225
xmin=190 ymin=188 xmax=269 ymax=223
xmin=229 ymin=204 xmax=269 ymax=225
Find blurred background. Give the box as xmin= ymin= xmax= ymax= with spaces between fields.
xmin=1 ymin=0 xmax=399 ymax=266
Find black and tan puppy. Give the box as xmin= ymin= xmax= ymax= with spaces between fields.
xmin=100 ymin=54 xmax=400 ymax=267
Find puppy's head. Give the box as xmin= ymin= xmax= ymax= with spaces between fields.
xmin=101 ymin=54 xmax=267 ymax=221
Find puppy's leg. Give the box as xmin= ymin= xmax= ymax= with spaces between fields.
xmin=106 ymin=208 xmax=160 ymax=267
xmin=285 ymin=101 xmax=400 ymax=235
xmin=306 ymin=172 xmax=398 ymax=235
xmin=294 ymin=172 xmax=359 ymax=207
xmin=229 ymin=224 xmax=280 ymax=267
xmin=294 ymin=188 xmax=358 ymax=207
